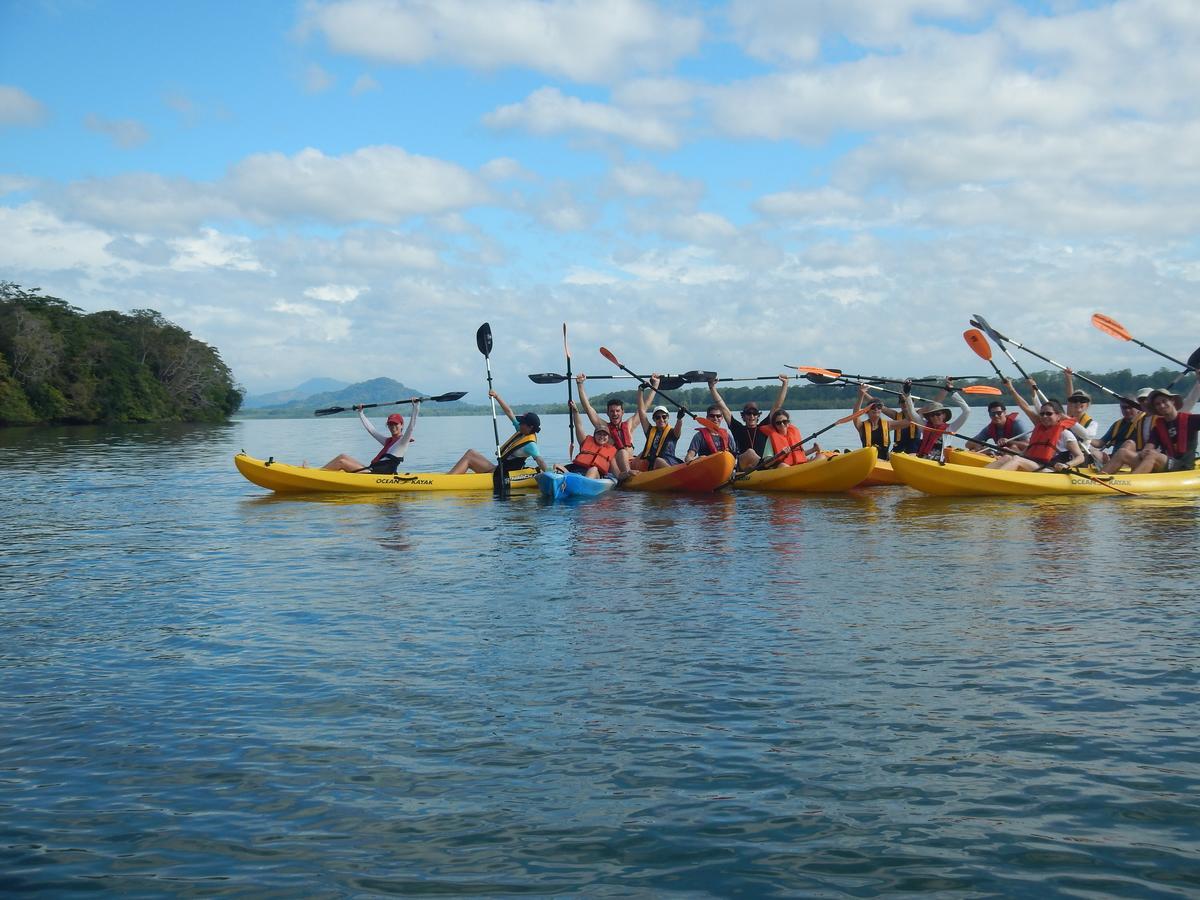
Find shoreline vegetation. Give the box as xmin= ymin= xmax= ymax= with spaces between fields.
xmin=0 ymin=283 xmax=242 ymax=426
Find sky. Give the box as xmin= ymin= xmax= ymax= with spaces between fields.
xmin=2 ymin=0 xmax=1199 ymax=401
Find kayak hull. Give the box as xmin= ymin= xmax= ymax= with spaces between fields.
xmin=536 ymin=471 xmax=615 ymax=500
xmin=862 ymin=458 xmax=902 ymax=486
xmin=234 ymin=454 xmax=539 ymax=493
xmin=944 ymin=447 xmax=996 ymax=468
xmin=890 ymin=452 xmax=1200 ymax=496
xmin=732 ymin=447 xmax=877 ymax=492
xmin=619 ymin=452 xmax=735 ymax=493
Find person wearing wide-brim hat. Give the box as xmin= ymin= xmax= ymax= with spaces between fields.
xmin=320 ymin=401 xmax=420 ymax=473
xmin=853 ymin=384 xmax=904 ymax=460
xmin=897 ymin=378 xmax=970 ymax=461
xmin=624 ymin=375 xmax=685 ymax=475
xmin=447 ymin=390 xmax=551 ymax=475
xmin=1130 ymin=386 xmax=1200 ymax=473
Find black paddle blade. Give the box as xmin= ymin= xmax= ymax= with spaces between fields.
xmin=313 ymin=406 xmax=344 ymax=417
xmin=528 ymin=373 xmax=566 ymax=384
xmin=476 ymin=323 xmax=493 ymax=356
xmin=431 ymin=391 xmax=468 ymax=402
xmin=971 ymin=314 xmax=1002 ymax=343
xmin=804 ymin=370 xmax=842 ymax=385
xmin=657 ymin=376 xmax=687 ymax=391
xmin=681 ymin=370 xmax=718 ymax=383
xmin=1188 ymin=346 xmax=1200 ymax=371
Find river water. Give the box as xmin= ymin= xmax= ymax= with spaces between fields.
xmin=3 ymin=409 xmax=1199 ymax=896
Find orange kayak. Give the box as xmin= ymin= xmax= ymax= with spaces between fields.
xmin=619 ymin=452 xmax=735 ymax=493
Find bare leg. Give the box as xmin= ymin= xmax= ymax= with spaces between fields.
xmin=447 ymin=449 xmax=496 ymax=475
xmin=322 ymin=454 xmax=367 ymax=472
xmin=738 ymin=449 xmax=760 ymax=470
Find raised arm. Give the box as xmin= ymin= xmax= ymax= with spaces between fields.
xmin=946 ymin=384 xmax=971 ymax=433
xmin=567 ymin=399 xmax=588 ymax=445
xmin=358 ymin=405 xmax=388 ymax=443
xmin=769 ymin=374 xmax=790 ymax=417
xmin=491 ymin=390 xmax=516 ymax=422
xmin=574 ymin=375 xmax=606 ymax=431
xmin=708 ymin=376 xmax=732 ymax=423
xmin=1182 ymin=378 xmax=1200 ymax=413
xmin=1003 ymin=378 xmax=1039 ymax=422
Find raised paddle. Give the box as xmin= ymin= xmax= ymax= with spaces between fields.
xmin=787 ymin=366 xmax=985 ymax=385
xmin=1167 ymin=345 xmax=1200 ymax=391
xmin=314 ymin=391 xmax=467 ymax=417
xmin=1091 ymin=313 xmax=1199 ymax=373
xmin=476 ymin=323 xmax=507 ymax=497
xmin=528 ymin=372 xmax=689 ymax=390
xmin=733 ymin=409 xmax=868 ymax=478
xmin=598 ymin=347 xmax=720 ymax=430
xmin=967 ymin=315 xmax=1048 ymax=403
xmin=563 ymin=323 xmax=575 ymax=458
xmin=963 ymin=328 xmax=1009 ymax=384
xmin=971 ymin=314 xmax=1138 ymax=406
xmin=680 ymin=370 xmax=777 ymax=384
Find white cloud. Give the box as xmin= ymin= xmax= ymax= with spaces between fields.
xmin=485 ymin=87 xmax=679 ymax=149
xmin=57 ymin=173 xmax=236 ymax=233
xmin=304 ymin=283 xmax=365 ymax=303
xmin=301 ymin=0 xmax=703 ymax=83
xmin=0 ymin=85 xmax=47 ymax=126
xmin=0 ymin=202 xmax=117 ymax=272
xmin=169 ymin=229 xmax=265 ymax=272
xmin=226 ymin=146 xmax=491 ymax=223
xmin=84 ymin=113 xmax=150 ymax=149
xmin=350 ymin=73 xmax=380 ymax=94
xmin=609 ymin=162 xmax=702 ymax=206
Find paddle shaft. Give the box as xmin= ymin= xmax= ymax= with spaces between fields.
xmin=564 ymin=324 xmax=575 ymax=458
xmin=973 ymin=316 xmax=1133 ymax=405
xmin=313 ymin=391 xmax=466 ymax=417
xmin=741 ymin=410 xmax=865 ymax=475
xmin=598 ymin=348 xmax=713 ymax=426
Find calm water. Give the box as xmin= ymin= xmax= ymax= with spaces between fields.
xmin=3 ymin=409 xmax=1199 ymax=897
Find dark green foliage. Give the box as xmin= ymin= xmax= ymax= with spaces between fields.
xmin=0 ymin=282 xmax=243 ymax=426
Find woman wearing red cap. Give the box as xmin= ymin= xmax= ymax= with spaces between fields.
xmin=320 ymin=401 xmax=419 ymax=473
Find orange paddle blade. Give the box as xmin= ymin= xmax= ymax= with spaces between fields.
xmin=963 ymin=329 xmax=993 ymax=361
xmin=697 ymin=417 xmax=720 ymax=430
xmin=1091 ymin=313 xmax=1131 ymax=341
xmin=599 ymin=346 xmax=619 ymax=365
xmin=792 ymin=365 xmax=842 ymax=379
xmin=962 ymin=385 xmax=1002 ymax=395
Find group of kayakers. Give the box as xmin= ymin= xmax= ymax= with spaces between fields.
xmin=319 ymin=367 xmax=1199 ymax=481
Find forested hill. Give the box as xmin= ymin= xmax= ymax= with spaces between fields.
xmin=0 ymin=282 xmax=242 ymax=426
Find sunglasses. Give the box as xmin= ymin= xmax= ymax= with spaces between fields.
xmin=989 ymin=409 xmax=1006 ymax=415
xmin=653 ymin=413 xmax=669 ymax=420
xmin=1039 ymin=410 xmax=1056 ymax=416
xmin=595 ymin=431 xmax=611 ymax=438
xmin=773 ymin=418 xmax=790 ymax=424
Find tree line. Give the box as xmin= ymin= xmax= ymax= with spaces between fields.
xmin=0 ymin=282 xmax=243 ymax=426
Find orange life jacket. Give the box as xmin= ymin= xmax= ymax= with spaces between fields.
xmin=606 ymin=418 xmax=633 ymax=450
xmin=765 ymin=424 xmax=808 ymax=466
xmin=987 ymin=413 xmax=1021 ymax=443
xmin=696 ymin=426 xmax=733 ymax=455
xmin=573 ymin=435 xmax=617 ymax=474
xmin=1023 ymin=416 xmax=1075 ymax=465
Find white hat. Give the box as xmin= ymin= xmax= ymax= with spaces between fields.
xmin=651 ymin=405 xmax=670 ymax=417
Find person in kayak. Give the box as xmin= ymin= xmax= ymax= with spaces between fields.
xmin=965 ymin=399 xmax=1028 ymax=455
xmin=759 ymin=408 xmax=809 ymax=467
xmin=1092 ymin=398 xmax=1147 ymax=473
xmin=553 ymin=399 xmax=619 ymax=480
xmin=1102 ymin=382 xmax=1200 ymax=473
xmin=446 ymin=390 xmax=551 ymax=475
xmin=707 ymin=374 xmax=789 ymax=469
xmin=626 ymin=374 xmax=685 ymax=474
xmin=852 ymin=385 xmax=902 ymax=460
xmin=576 ymin=376 xmax=637 ymax=470
xmin=898 ymin=380 xmax=970 ymax=461
xmin=683 ymin=403 xmax=735 ymax=462
xmin=320 ymin=401 xmax=419 ymax=473
xmin=984 ymin=398 xmax=1085 ymax=472
xmin=1129 ymin=387 xmax=1200 ymax=473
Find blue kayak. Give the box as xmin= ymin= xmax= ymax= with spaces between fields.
xmin=536 ymin=471 xmax=615 ymax=501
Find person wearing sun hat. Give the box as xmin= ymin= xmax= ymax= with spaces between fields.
xmin=897 ymin=378 xmax=970 ymax=461
xmin=447 ymin=390 xmax=551 ymax=475
xmin=853 ymin=384 xmax=903 ymax=460
xmin=622 ymin=375 xmax=685 ymax=475
xmin=320 ymin=400 xmax=420 ymax=473
xmin=1129 ymin=386 xmax=1200 ymax=473
xmin=707 ymin=373 xmax=789 ymax=469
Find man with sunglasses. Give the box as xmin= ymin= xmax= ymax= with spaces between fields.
xmin=965 ymin=400 xmax=1027 ymax=454
xmin=707 ymin=374 xmax=790 ymax=469
xmin=985 ymin=387 xmax=1084 ymax=472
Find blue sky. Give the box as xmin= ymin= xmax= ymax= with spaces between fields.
xmin=2 ymin=0 xmax=1198 ymax=400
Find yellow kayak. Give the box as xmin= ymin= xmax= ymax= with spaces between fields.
xmin=732 ymin=447 xmax=876 ymax=492
xmin=234 ymin=454 xmax=540 ymax=493
xmin=890 ymin=453 xmax=1200 ymax=497
xmin=862 ymin=457 xmax=902 ymax=486
xmin=944 ymin=447 xmax=997 ymax=468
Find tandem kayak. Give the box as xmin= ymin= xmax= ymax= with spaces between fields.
xmin=536 ymin=471 xmax=615 ymax=501
xmin=944 ymin=447 xmax=997 ymax=468
xmin=234 ymin=454 xmax=540 ymax=493
xmin=731 ymin=447 xmax=877 ymax=492
xmin=619 ymin=452 xmax=735 ymax=493
xmin=889 ymin=453 xmax=1200 ymax=497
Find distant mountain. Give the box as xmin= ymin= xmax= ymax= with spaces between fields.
xmin=236 ymin=376 xmax=484 ymax=418
xmin=242 ymin=377 xmax=350 ymax=409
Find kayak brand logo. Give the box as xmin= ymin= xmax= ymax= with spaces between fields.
xmin=378 ymin=475 xmax=432 ymax=485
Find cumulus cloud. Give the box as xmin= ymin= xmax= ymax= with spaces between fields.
xmin=304 ymin=63 xmax=336 ymax=93
xmin=304 ymin=283 xmax=365 ymax=303
xmin=300 ymin=0 xmax=703 ymax=83
xmin=485 ymin=87 xmax=679 ymax=149
xmin=227 ymin=146 xmax=491 ymax=223
xmin=0 ymin=85 xmax=47 ymax=126
xmin=350 ymin=73 xmax=380 ymax=94
xmin=84 ymin=113 xmax=150 ymax=148
xmin=56 ymin=173 xmax=237 ymax=233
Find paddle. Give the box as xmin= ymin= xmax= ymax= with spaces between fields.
xmin=528 ymin=372 xmax=689 ymax=391
xmin=476 ymin=323 xmax=507 ymax=497
xmin=1167 ymin=346 xmax=1200 ymax=391
xmin=963 ymin=328 xmax=1009 ymax=384
xmin=787 ymin=366 xmax=985 ymax=385
xmin=598 ymin=347 xmax=720 ymax=431
xmin=563 ymin=323 xmax=575 ymax=459
xmin=1091 ymin=314 xmax=1198 ymax=373
xmin=967 ymin=315 xmax=1046 ymax=403
xmin=971 ymin=314 xmax=1137 ymax=406
xmin=314 ymin=391 xmax=467 ymax=417
xmin=733 ymin=409 xmax=867 ymax=478
xmin=680 ymin=370 xmax=777 ymax=384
